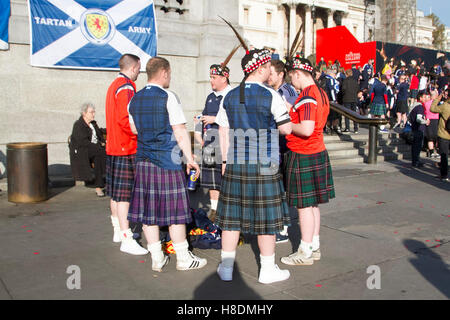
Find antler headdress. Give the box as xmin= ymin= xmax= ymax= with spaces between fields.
xmin=219 ymin=16 xmax=272 ymax=103
xmin=210 ymin=45 xmax=241 ymax=78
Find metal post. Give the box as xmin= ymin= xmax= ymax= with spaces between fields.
xmin=368 ymin=124 xmax=378 ymax=164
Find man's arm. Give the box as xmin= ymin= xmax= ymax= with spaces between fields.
xmin=117 ymin=89 xmax=136 ymax=136
xmin=291 ymin=120 xmax=315 ymax=138
xmin=172 ymin=123 xmax=200 ymax=178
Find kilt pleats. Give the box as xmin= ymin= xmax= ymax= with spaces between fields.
xmin=128 ymin=160 xmax=192 ymax=226
xmin=216 ymin=164 xmax=290 ymax=235
xmin=284 ymin=150 xmax=335 ymax=209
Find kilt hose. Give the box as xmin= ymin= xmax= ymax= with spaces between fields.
xmin=284 ymin=150 xmax=335 ymax=209
xmin=216 ymin=163 xmax=290 ymax=235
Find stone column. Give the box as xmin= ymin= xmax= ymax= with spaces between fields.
xmin=327 ymin=9 xmax=335 ymax=28
xmin=304 ymin=5 xmax=313 ymax=58
xmin=289 ymin=4 xmax=297 ymax=51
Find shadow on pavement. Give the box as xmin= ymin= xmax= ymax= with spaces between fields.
xmin=403 ymin=239 xmax=450 ymax=298
xmin=193 ymin=264 xmax=262 ymax=300
xmin=391 ymin=159 xmax=450 ymax=191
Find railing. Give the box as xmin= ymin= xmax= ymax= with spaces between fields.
xmin=190 ymin=102 xmax=389 ymax=165
xmin=329 ymin=102 xmax=389 ymax=164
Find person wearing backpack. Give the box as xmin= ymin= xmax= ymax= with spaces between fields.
xmin=430 ymin=90 xmax=450 ymax=182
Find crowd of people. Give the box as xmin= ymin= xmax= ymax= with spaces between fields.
xmin=69 ymin=27 xmax=449 ymax=285
xmin=313 ymin=55 xmax=450 ymax=176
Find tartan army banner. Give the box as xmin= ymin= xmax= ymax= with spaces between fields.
xmin=28 ymin=0 xmax=157 ymax=70
xmin=0 ymin=0 xmax=10 ymax=50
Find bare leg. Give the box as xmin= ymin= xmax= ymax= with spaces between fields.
xmin=116 ymin=201 xmax=130 ymax=231
xmin=312 ymin=206 xmax=320 ymax=237
xmin=257 ymin=234 xmax=276 ymax=256
xmin=221 ymin=230 xmax=241 ymax=252
xmin=168 ymin=224 xmax=187 ymax=244
xmin=299 ymin=207 xmax=315 ymax=243
xmin=142 ymin=225 xmax=160 ymax=245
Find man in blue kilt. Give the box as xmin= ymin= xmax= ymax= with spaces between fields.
xmin=194 ymin=55 xmax=235 ymax=222
xmin=127 ymin=57 xmax=207 ymax=272
xmin=215 ymin=45 xmax=293 ymax=284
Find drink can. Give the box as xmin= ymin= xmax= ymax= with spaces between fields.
xmin=187 ymin=169 xmax=198 ymax=191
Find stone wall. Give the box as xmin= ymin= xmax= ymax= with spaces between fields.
xmin=0 ymin=0 xmax=243 ymax=177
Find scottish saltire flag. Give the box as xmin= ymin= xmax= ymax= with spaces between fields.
xmin=28 ymin=0 xmax=157 ymax=70
xmin=0 ymin=0 xmax=10 ymax=50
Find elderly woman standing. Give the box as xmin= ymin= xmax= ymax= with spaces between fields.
xmin=69 ymin=102 xmax=106 ymax=196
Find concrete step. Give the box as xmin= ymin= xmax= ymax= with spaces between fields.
xmin=328 ymin=148 xmax=360 ymax=157
xmin=329 ymin=155 xmax=365 ymax=165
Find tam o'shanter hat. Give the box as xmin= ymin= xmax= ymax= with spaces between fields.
xmin=219 ymin=16 xmax=272 ymax=103
xmin=289 ymin=56 xmax=314 ymax=74
xmin=210 ymin=45 xmax=240 ymax=78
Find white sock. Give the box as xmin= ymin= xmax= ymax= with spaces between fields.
xmin=210 ymin=199 xmax=218 ymax=211
xmin=312 ymin=235 xmax=320 ymax=251
xmin=221 ymin=250 xmax=236 ymax=268
xmin=120 ymin=228 xmax=133 ymax=241
xmin=172 ymin=240 xmax=190 ymax=261
xmin=148 ymin=241 xmax=164 ymax=261
xmin=260 ymin=254 xmax=275 ymax=270
xmin=110 ymin=216 xmax=119 ymax=226
xmin=300 ymin=241 xmax=313 ymax=258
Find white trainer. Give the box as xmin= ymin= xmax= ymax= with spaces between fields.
xmin=312 ymin=249 xmax=321 ymax=261
xmin=281 ymin=248 xmax=314 ymax=266
xmin=176 ymin=251 xmax=207 ymax=271
xmin=152 ymin=255 xmax=170 ymax=272
xmin=120 ymin=239 xmax=149 ymax=255
xmin=217 ymin=263 xmax=233 ymax=281
xmin=258 ymin=264 xmax=290 ymax=284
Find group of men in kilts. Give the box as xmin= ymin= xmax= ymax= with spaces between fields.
xmin=104 ymin=44 xmax=335 ymax=283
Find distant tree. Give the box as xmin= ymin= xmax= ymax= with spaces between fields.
xmin=427 ymin=13 xmax=446 ymax=50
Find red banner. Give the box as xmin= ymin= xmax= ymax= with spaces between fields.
xmin=316 ymin=26 xmax=376 ymax=70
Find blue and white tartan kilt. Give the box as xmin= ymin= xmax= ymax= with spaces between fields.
xmin=216 ymin=163 xmax=290 ymax=235
xmin=199 ymin=163 xmax=222 ymax=190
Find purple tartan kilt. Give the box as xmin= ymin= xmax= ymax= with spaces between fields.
xmin=105 ymin=154 xmax=136 ymax=202
xmin=128 ymin=160 xmax=192 ymax=226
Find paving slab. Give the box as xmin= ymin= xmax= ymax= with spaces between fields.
xmin=0 ymin=159 xmax=449 ymax=300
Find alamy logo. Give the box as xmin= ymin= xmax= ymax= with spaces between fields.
xmin=66 ymin=265 xmax=81 ymax=290
xmin=171 ymin=128 xmax=281 ymax=175
xmin=366 ymin=265 xmax=381 ymax=290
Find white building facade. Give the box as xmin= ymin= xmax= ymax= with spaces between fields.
xmin=239 ymin=0 xmax=435 ymax=60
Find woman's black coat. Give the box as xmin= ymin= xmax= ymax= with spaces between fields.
xmin=69 ymin=116 xmax=105 ymax=181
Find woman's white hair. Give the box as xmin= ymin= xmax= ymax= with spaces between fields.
xmin=80 ymin=102 xmax=95 ymax=115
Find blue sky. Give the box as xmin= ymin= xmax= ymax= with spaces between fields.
xmin=417 ymin=0 xmax=450 ymax=27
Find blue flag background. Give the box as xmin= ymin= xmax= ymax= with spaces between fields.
xmin=0 ymin=0 xmax=10 ymax=50
xmin=28 ymin=0 xmax=157 ymax=70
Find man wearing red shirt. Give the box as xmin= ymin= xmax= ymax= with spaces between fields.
xmin=105 ymin=54 xmax=148 ymax=255
xmin=282 ymin=57 xmax=335 ymax=266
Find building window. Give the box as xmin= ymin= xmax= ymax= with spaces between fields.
xmin=353 ymin=26 xmax=357 ymax=36
xmin=266 ymin=11 xmax=272 ymax=27
xmin=244 ymin=7 xmax=249 ymax=25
